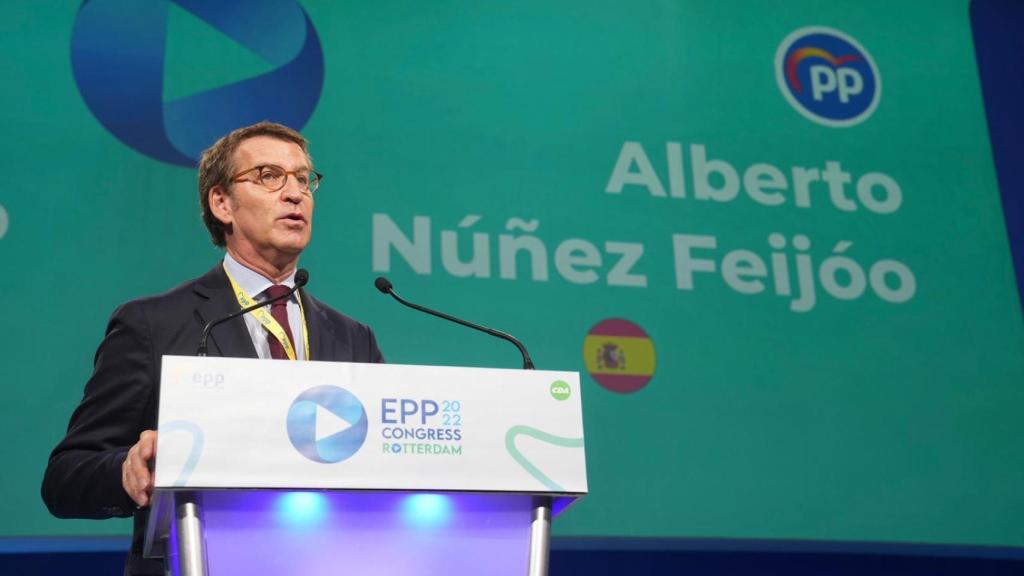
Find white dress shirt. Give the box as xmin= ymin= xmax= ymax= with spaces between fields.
xmin=222 ymin=253 xmax=307 ymax=360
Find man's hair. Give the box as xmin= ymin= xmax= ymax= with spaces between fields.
xmin=198 ymin=121 xmax=311 ymax=247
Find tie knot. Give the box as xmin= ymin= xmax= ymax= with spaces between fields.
xmin=264 ymin=285 xmax=292 ymax=307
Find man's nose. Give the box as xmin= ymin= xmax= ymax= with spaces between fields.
xmin=280 ymin=178 xmax=305 ymax=203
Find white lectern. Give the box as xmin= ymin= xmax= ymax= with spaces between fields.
xmin=144 ymin=356 xmax=587 ymax=576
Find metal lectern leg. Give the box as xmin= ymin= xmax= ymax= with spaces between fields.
xmin=175 ymin=493 xmax=208 ymax=576
xmin=526 ymin=497 xmax=552 ymax=576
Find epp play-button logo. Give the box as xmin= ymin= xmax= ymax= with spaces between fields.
xmin=70 ymin=0 xmax=324 ymax=166
xmin=286 ymin=386 xmax=368 ymax=464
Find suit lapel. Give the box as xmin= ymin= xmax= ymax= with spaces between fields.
xmin=193 ymin=264 xmax=259 ymax=359
xmin=300 ymin=288 xmax=351 ymax=361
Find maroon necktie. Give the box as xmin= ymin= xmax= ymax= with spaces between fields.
xmin=264 ymin=285 xmax=296 ymax=360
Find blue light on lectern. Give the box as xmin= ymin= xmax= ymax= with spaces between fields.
xmin=400 ymin=494 xmax=452 ymax=528
xmin=276 ymin=492 xmax=328 ymax=526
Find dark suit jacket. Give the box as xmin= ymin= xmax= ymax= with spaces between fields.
xmin=41 ymin=264 xmax=384 ymax=575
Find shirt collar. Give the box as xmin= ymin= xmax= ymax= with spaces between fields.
xmin=223 ymin=252 xmax=297 ymax=298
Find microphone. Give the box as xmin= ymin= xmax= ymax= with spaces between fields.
xmin=374 ymin=276 xmax=535 ymax=370
xmin=197 ymin=269 xmax=309 ymax=356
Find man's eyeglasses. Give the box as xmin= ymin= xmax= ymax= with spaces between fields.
xmin=230 ymin=164 xmax=323 ymax=194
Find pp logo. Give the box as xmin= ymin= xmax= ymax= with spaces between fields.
xmin=286 ymin=386 xmax=368 ymax=464
xmin=775 ymin=26 xmax=880 ymax=127
xmin=70 ymin=0 xmax=324 ymax=166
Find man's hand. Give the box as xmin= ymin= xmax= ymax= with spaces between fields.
xmin=122 ymin=430 xmax=156 ymax=508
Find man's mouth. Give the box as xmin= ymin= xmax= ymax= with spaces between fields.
xmin=281 ymin=213 xmax=307 ymax=224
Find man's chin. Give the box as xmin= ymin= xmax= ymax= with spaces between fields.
xmin=274 ymin=231 xmax=311 ymax=252
xmin=278 ymin=242 xmax=309 ymax=257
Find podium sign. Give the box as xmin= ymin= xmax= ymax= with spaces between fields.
xmin=146 ymin=356 xmax=587 ymax=576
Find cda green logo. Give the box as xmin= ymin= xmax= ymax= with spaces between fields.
xmin=550 ymin=381 xmax=571 ymax=401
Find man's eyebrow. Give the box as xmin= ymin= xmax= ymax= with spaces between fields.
xmin=252 ymin=162 xmax=313 ymax=172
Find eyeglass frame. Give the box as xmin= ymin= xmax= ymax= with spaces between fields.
xmin=229 ymin=164 xmax=323 ymax=194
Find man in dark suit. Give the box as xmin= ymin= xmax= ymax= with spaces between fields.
xmin=41 ymin=122 xmax=383 ymax=575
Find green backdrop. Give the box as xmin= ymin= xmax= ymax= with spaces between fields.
xmin=0 ymin=0 xmax=1021 ymax=549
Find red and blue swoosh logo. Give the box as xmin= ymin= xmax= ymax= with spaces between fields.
xmin=784 ymin=47 xmax=861 ymax=93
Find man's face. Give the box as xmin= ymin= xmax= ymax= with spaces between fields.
xmin=212 ymin=136 xmax=314 ymax=264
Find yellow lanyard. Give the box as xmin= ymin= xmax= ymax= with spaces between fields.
xmin=223 ymin=265 xmax=310 ymax=361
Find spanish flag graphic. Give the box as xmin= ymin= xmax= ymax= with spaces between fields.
xmin=583 ymin=318 xmax=656 ymax=393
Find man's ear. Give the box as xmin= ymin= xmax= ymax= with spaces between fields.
xmin=208 ymin=185 xmax=233 ymax=227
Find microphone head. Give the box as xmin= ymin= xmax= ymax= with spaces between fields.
xmin=374 ymin=276 xmax=393 ymax=294
xmin=295 ymin=269 xmax=310 ymax=287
